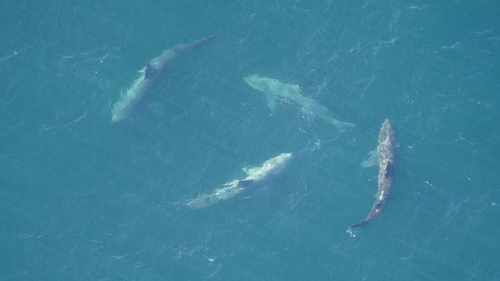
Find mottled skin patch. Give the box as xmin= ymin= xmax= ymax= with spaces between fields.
xmin=351 ymin=119 xmax=396 ymax=228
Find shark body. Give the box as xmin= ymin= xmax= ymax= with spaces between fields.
xmin=111 ymin=35 xmax=217 ymax=123
xmin=185 ymin=153 xmax=292 ymax=209
xmin=243 ymin=75 xmax=355 ymax=128
xmin=351 ymin=119 xmax=396 ymax=228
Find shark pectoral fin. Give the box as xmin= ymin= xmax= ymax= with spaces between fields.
xmin=242 ymin=166 xmax=258 ymax=176
xmin=361 ymin=149 xmax=378 ymax=168
xmin=242 ymin=167 xmax=250 ymax=176
xmin=266 ymin=94 xmax=278 ymax=110
xmin=388 ymin=193 xmax=395 ymax=200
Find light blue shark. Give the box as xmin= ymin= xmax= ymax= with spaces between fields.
xmin=243 ymin=75 xmax=355 ymax=128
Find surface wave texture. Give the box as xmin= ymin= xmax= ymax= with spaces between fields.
xmin=1 ymin=1 xmax=499 ymax=280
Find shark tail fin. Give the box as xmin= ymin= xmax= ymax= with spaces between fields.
xmin=331 ymin=119 xmax=356 ymax=131
xmin=338 ymin=121 xmax=356 ymax=129
xmin=342 ymin=121 xmax=356 ymax=128
xmin=350 ymin=219 xmax=373 ymax=228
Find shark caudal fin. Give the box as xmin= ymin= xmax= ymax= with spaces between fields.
xmin=350 ymin=219 xmax=373 ymax=228
xmin=339 ymin=122 xmax=356 ymax=130
xmin=342 ymin=122 xmax=356 ymax=128
xmin=331 ymin=119 xmax=356 ymax=130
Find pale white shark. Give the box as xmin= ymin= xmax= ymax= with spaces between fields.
xmin=185 ymin=153 xmax=292 ymax=209
xmin=243 ymin=75 xmax=355 ymax=128
xmin=111 ymin=35 xmax=217 ymax=123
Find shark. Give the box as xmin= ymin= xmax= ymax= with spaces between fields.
xmin=243 ymin=75 xmax=355 ymax=129
xmin=111 ymin=35 xmax=217 ymax=123
xmin=351 ymin=119 xmax=396 ymax=228
xmin=185 ymin=153 xmax=292 ymax=209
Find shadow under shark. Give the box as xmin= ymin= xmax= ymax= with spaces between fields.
xmin=111 ymin=35 xmax=217 ymax=123
xmin=243 ymin=75 xmax=355 ymax=129
xmin=351 ymin=119 xmax=396 ymax=228
xmin=185 ymin=153 xmax=292 ymax=209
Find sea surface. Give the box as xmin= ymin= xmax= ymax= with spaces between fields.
xmin=1 ymin=0 xmax=499 ymax=280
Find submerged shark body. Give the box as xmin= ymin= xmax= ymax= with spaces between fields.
xmin=351 ymin=119 xmax=396 ymax=228
xmin=185 ymin=153 xmax=292 ymax=209
xmin=111 ymin=35 xmax=217 ymax=123
xmin=243 ymin=75 xmax=355 ymax=128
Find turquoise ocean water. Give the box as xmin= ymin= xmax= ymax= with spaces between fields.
xmin=1 ymin=1 xmax=499 ymax=280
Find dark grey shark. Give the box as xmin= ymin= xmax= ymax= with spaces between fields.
xmin=111 ymin=35 xmax=217 ymax=123
xmin=351 ymin=119 xmax=396 ymax=228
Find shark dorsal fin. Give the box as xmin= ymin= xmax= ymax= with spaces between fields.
xmin=145 ymin=64 xmax=158 ymax=79
xmin=238 ymin=180 xmax=254 ymax=188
